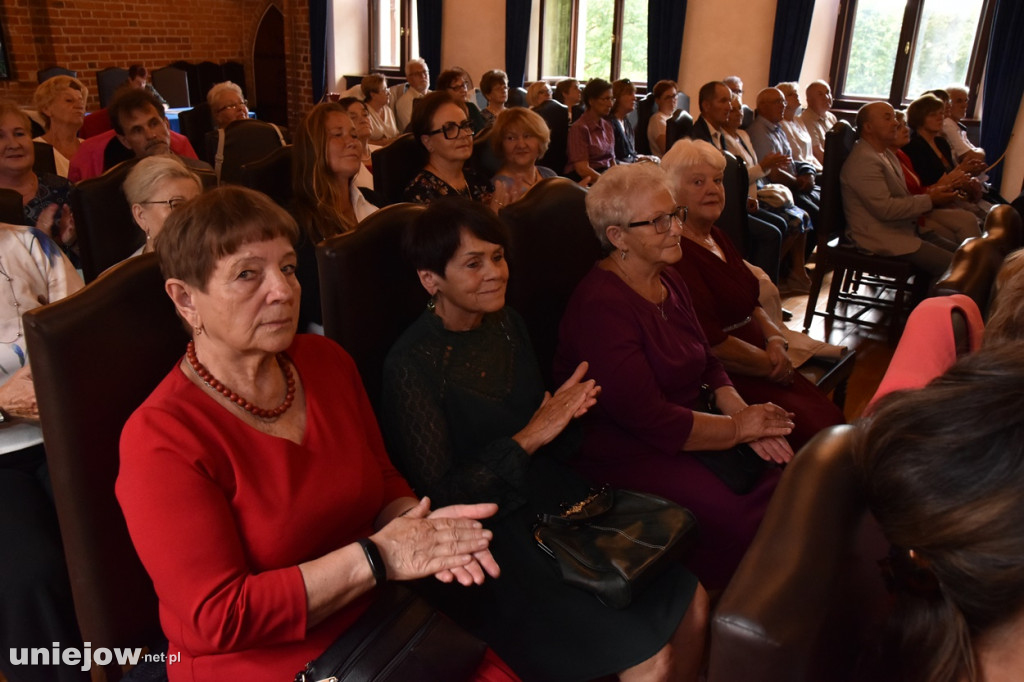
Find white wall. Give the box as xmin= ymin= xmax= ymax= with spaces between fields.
xmin=329 ymin=0 xmax=369 ymax=92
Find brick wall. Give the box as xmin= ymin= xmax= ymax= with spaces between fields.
xmin=0 ymin=0 xmax=314 ymax=130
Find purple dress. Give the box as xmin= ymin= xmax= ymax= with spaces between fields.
xmin=555 ymin=266 xmax=780 ymax=589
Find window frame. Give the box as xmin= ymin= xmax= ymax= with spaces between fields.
xmin=368 ymin=0 xmax=414 ymax=77
xmin=828 ymin=0 xmax=996 ymax=118
xmin=536 ymin=0 xmax=641 ymax=86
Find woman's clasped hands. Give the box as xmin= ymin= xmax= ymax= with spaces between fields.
xmin=731 ymin=402 xmax=795 ymax=464
xmin=371 ymin=496 xmax=501 ymax=586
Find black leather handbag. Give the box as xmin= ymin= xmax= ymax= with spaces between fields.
xmin=294 ymin=584 xmax=486 ymax=682
xmin=533 ymin=486 xmax=698 ymax=609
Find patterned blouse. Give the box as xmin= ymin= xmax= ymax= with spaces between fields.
xmin=402 ymin=168 xmax=494 ymax=205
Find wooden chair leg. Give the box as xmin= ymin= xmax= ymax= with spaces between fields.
xmin=803 ymin=259 xmax=829 ymax=333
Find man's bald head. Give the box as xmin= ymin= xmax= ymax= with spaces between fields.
xmin=856 ymin=101 xmax=898 ymax=149
xmin=755 ymin=87 xmax=786 ymax=123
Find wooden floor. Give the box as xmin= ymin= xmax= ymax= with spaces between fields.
xmin=782 ymin=270 xmax=897 ymax=421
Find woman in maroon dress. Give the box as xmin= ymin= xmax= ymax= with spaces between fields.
xmin=661 ymin=139 xmax=844 ymax=450
xmin=555 ymin=163 xmax=795 ymax=590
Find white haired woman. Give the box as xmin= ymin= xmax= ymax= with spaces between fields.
xmin=555 ymin=162 xmax=795 ymax=591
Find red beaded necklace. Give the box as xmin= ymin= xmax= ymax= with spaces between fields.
xmin=185 ymin=340 xmax=296 ymax=420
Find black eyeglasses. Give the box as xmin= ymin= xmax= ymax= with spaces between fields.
xmin=626 ymin=206 xmax=687 ymax=233
xmin=428 ymin=120 xmax=474 ymax=139
xmin=141 ymin=198 xmax=189 ymax=210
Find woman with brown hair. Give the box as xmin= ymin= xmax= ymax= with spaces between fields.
xmin=292 ymin=102 xmax=380 ymax=330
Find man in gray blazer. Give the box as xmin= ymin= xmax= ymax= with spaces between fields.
xmin=840 ymin=101 xmax=959 ymax=277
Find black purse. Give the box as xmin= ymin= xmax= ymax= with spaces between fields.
xmin=294 ymin=584 xmax=486 ymax=682
xmin=692 ymin=384 xmax=771 ymax=495
xmin=533 ymin=486 xmax=698 ymax=609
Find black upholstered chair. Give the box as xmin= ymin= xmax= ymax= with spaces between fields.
xmin=802 ymin=120 xmax=920 ymax=343
xmin=317 ymin=203 xmax=429 ymax=407
xmin=240 ymin=144 xmax=294 ymax=208
xmin=534 ymin=99 xmax=570 ymax=175
xmin=717 ymin=151 xmax=750 ymax=255
xmin=0 ymin=188 xmax=23 ymax=224
xmin=500 ymin=177 xmax=602 ymax=385
xmin=468 ymin=127 xmax=501 ymax=178
xmin=169 ymin=61 xmax=202 ymax=106
xmin=634 ymin=92 xmax=657 ymax=156
xmin=96 ymin=67 xmax=129 ymax=108
xmin=23 ymin=253 xmax=188 ymax=682
xmin=222 ymin=61 xmax=247 ymax=96
xmin=212 ymin=118 xmax=287 ymax=184
xmin=37 ymin=66 xmax=77 ymax=83
xmin=196 ymin=61 xmax=225 ymax=100
xmin=151 ymin=66 xmax=191 ymax=108
xmin=71 ymin=159 xmax=216 ymax=281
xmin=178 ymin=102 xmax=214 ymax=163
xmin=665 ymin=109 xmax=693 ymax=151
xmin=708 ymin=425 xmax=890 ymax=682
xmin=371 ymin=133 xmax=426 ymax=205
xmin=507 ymin=86 xmax=528 ymax=108
xmin=32 ymin=141 xmax=58 ymax=176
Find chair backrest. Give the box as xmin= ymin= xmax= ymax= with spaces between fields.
xmin=708 ymin=424 xmax=891 ymax=682
xmin=634 ymin=92 xmax=657 ymax=155
xmin=196 ymin=61 xmax=225 ymax=101
xmin=214 ymin=118 xmax=287 ymax=184
xmin=71 ymin=158 xmax=143 ymax=281
xmin=0 ymin=187 xmax=23 ymax=224
xmin=96 ymin=67 xmax=129 ymax=108
xmin=169 ymin=61 xmax=202 ymax=106
xmin=501 ymin=177 xmax=602 ymax=385
xmin=151 ymin=66 xmax=191 ymax=108
xmin=23 ymin=253 xmax=188 ymax=679
xmin=240 ymin=144 xmax=294 ymax=208
xmin=932 ymin=204 xmax=1024 ymax=314
xmin=177 ymin=102 xmax=214 ymax=162
xmin=371 ymin=133 xmax=427 ymax=205
xmin=507 ymin=87 xmax=528 ymax=108
xmin=37 ymin=66 xmax=77 ymax=83
xmin=675 ymin=91 xmax=691 ymax=116
xmin=665 ymin=109 xmax=694 ymax=152
xmin=818 ymin=119 xmax=857 ymax=251
xmin=33 ymin=140 xmax=58 ymax=176
xmin=534 ymin=99 xmax=569 ymax=175
xmin=318 ymin=203 xmax=429 ymax=407
xmin=717 ymin=151 xmax=750 ymax=255
xmin=222 ymin=61 xmax=247 ymax=97
xmin=468 ymin=127 xmax=501 ymax=178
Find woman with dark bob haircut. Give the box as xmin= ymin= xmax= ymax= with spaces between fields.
xmin=404 ymin=91 xmax=499 ymax=206
xmin=118 ymin=185 xmax=511 ymax=680
xmin=381 ymin=196 xmax=708 ymax=682
xmin=855 ymin=343 xmax=1024 ymax=682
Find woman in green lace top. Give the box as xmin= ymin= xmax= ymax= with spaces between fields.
xmin=380 ymin=197 xmax=708 ymax=682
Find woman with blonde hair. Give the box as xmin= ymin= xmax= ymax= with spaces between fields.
xmin=122 ymin=155 xmax=202 ymax=256
xmin=489 ymin=107 xmax=556 ymax=204
xmin=32 ymin=75 xmax=88 ymax=177
xmin=292 ymin=102 xmax=380 ymax=329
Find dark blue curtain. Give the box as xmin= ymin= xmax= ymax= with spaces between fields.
xmin=647 ymin=0 xmax=686 ymax=85
xmin=505 ymin=0 xmax=532 ymax=87
xmin=768 ymin=0 xmax=816 ymax=85
xmin=418 ymin=0 xmax=444 ymax=80
xmin=309 ymin=0 xmax=328 ymax=103
xmin=980 ymin=0 xmax=1024 ymax=192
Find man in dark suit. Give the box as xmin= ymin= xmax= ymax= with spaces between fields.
xmin=690 ymin=81 xmax=733 ymax=151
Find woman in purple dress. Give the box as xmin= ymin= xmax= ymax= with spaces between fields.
xmin=661 ymin=139 xmax=845 ymax=451
xmin=555 ymin=163 xmax=794 ymax=590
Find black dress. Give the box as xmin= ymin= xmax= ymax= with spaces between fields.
xmin=381 ymin=307 xmax=697 ymax=682
xmin=902 ymin=132 xmax=956 ymax=187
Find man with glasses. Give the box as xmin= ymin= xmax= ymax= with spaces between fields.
xmin=723 ymin=75 xmax=754 ymax=129
xmin=396 ymin=58 xmax=430 ymax=132
xmin=69 ymin=88 xmax=209 ymax=182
